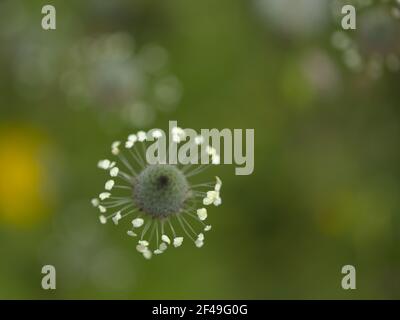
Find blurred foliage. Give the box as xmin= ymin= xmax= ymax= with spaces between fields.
xmin=0 ymin=0 xmax=400 ymax=299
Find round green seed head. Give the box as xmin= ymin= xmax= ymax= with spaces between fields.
xmin=133 ymin=164 xmax=189 ymax=218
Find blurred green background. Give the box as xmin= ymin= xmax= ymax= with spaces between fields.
xmin=1 ymin=0 xmax=400 ymax=299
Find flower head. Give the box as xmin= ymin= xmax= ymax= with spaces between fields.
xmin=92 ymin=127 xmax=222 ymax=259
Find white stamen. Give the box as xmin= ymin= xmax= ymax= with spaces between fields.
xmin=161 ymin=234 xmax=171 ymax=244
xmin=128 ymin=134 xmax=137 ymax=142
xmin=99 ymin=192 xmax=111 ymax=200
xmin=99 ymin=215 xmax=107 ymax=224
xmin=125 ymin=140 xmax=134 ymax=149
xmin=212 ymin=154 xmax=220 ymax=165
xmin=112 ymin=211 xmax=122 ymax=225
xmin=91 ymin=198 xmax=99 ymax=207
xmin=152 ymin=129 xmax=163 ymax=139
xmin=137 ymin=131 xmax=147 ymax=142
xmin=132 ymin=218 xmax=144 ymax=228
xmin=173 ymin=237 xmax=184 ymax=247
xmin=215 ymin=176 xmax=222 ymax=192
xmin=97 ymin=159 xmax=111 ymax=170
xmin=195 ymin=239 xmax=204 ymax=248
xmin=105 ymin=179 xmax=115 ymax=191
xmin=110 ymin=167 xmax=119 ymax=177
xmin=138 ymin=240 xmax=149 ymax=246
xmin=143 ymin=250 xmax=152 ymax=259
xmin=197 ymin=208 xmax=207 ymax=221
xmin=111 ymin=141 xmax=121 ymax=155
xmin=136 ymin=244 xmax=147 ymax=253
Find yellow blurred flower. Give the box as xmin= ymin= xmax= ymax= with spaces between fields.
xmin=0 ymin=124 xmax=55 ymax=228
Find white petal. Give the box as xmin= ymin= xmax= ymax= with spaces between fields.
xmin=110 ymin=167 xmax=119 ymax=177
xmin=105 ymin=180 xmax=115 ymax=191
xmin=127 ymin=230 xmax=137 ymax=237
xmin=99 ymin=205 xmax=106 ymax=213
xmin=112 ymin=211 xmax=122 ymax=225
xmin=99 ymin=215 xmax=107 ymax=224
xmin=132 ymin=218 xmax=144 ymax=228
xmin=91 ymin=198 xmax=99 ymax=207
xmin=204 ymin=225 xmax=212 ymax=232
xmin=161 ymin=234 xmax=171 ymax=244
xmin=173 ymin=237 xmax=184 ymax=247
xmin=137 ymin=131 xmax=147 ymax=142
xmin=197 ymin=208 xmax=207 ymax=221
xmin=99 ymin=192 xmax=111 ymax=200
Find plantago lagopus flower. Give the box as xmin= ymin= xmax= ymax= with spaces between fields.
xmin=91 ymin=126 xmax=222 ymax=259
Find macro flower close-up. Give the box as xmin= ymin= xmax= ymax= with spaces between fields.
xmin=91 ymin=127 xmax=222 ymax=259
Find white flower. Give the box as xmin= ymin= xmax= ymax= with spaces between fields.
xmin=99 ymin=192 xmax=111 ymax=200
xmin=99 ymin=215 xmax=107 ymax=224
xmin=137 ymin=131 xmax=147 ymax=142
xmin=99 ymin=205 xmax=106 ymax=213
xmin=111 ymin=141 xmax=121 ymax=155
xmin=173 ymin=237 xmax=184 ymax=247
xmin=105 ymin=179 xmax=115 ymax=191
xmin=110 ymin=167 xmax=119 ymax=177
xmin=112 ymin=211 xmax=122 ymax=225
xmin=132 ymin=218 xmax=144 ymax=228
xmin=196 ymin=208 xmax=207 ymax=221
xmin=91 ymin=198 xmax=99 ymax=207
xmin=159 ymin=243 xmax=168 ymax=251
xmin=154 ymin=249 xmax=163 ymax=255
xmin=204 ymin=225 xmax=212 ymax=232
xmin=161 ymin=234 xmax=171 ymax=244
xmin=197 ymin=233 xmax=205 ymax=241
